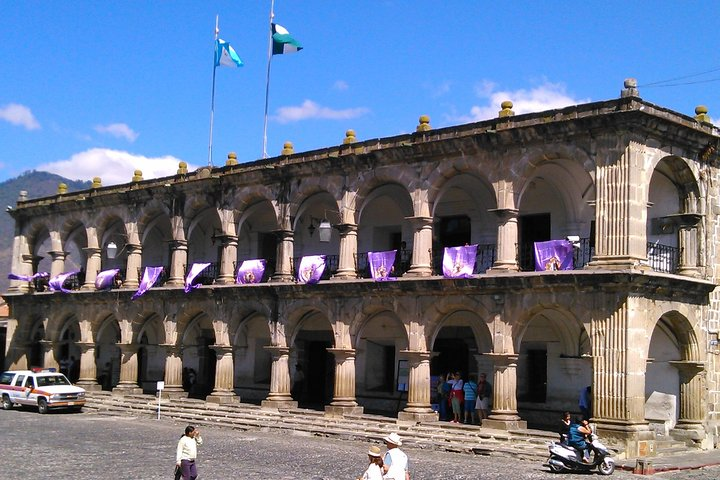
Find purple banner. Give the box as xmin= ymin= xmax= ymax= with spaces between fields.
xmin=132 ymin=266 xmax=164 ymax=300
xmin=442 ymin=244 xmax=478 ymax=279
xmin=534 ymin=240 xmax=574 ymax=271
xmin=297 ymin=255 xmax=326 ymax=284
xmin=368 ymin=250 xmax=397 ymax=281
xmin=8 ymin=272 xmax=49 ymax=282
xmin=184 ymin=262 xmax=211 ymax=293
xmin=95 ymin=268 xmax=120 ymax=290
xmin=49 ymin=271 xmax=79 ymax=293
xmin=236 ymin=259 xmax=266 ymax=284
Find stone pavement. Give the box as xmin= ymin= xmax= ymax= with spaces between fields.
xmin=617 ymin=449 xmax=720 ymax=475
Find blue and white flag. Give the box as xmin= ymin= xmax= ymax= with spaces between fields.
xmin=272 ymin=24 xmax=303 ymax=55
xmin=95 ymin=268 xmax=120 ymax=290
xmin=236 ymin=259 xmax=266 ymax=285
xmin=131 ymin=266 xmax=164 ymax=300
xmin=185 ymin=262 xmax=211 ymax=293
xmin=297 ymin=255 xmax=325 ymax=284
xmin=215 ymin=38 xmax=244 ymax=68
xmin=534 ymin=240 xmax=574 ymax=271
xmin=442 ymin=244 xmax=478 ymax=279
xmin=368 ymin=250 xmax=397 ymax=281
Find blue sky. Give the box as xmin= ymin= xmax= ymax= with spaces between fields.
xmin=1 ymin=1 xmax=718 ymax=185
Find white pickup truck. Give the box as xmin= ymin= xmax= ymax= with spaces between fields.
xmin=0 ymin=369 xmax=86 ymax=414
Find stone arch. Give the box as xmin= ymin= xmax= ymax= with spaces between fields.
xmin=56 ymin=316 xmax=81 ymax=381
xmin=180 ymin=312 xmax=216 ymax=397
xmin=95 ymin=315 xmax=121 ymax=390
xmin=232 ymin=311 xmax=273 ymax=402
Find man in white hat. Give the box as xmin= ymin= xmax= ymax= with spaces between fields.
xmin=382 ymin=432 xmax=410 ymax=480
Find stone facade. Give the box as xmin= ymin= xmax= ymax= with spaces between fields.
xmin=3 ymin=87 xmax=720 ymax=457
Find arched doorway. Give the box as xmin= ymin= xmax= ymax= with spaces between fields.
xmin=182 ymin=314 xmax=217 ymax=399
xmin=292 ymin=312 xmax=334 ymax=409
xmin=95 ymin=318 xmax=121 ymax=391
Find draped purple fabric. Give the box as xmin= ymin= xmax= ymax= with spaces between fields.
xmin=8 ymin=272 xmax=49 ymax=282
xmin=296 ymin=255 xmax=326 ymax=284
xmin=534 ymin=240 xmax=574 ymax=271
xmin=132 ymin=266 xmax=164 ymax=300
xmin=368 ymin=250 xmax=397 ymax=281
xmin=49 ymin=271 xmax=79 ymax=293
xmin=184 ymin=262 xmax=211 ymax=293
xmin=236 ymin=259 xmax=266 ymax=284
xmin=442 ymin=244 xmax=478 ymax=279
xmin=95 ymin=268 xmax=120 ymax=290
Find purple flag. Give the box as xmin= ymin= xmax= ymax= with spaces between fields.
xmin=297 ymin=255 xmax=326 ymax=285
xmin=534 ymin=240 xmax=574 ymax=271
xmin=185 ymin=262 xmax=211 ymax=293
xmin=95 ymin=268 xmax=120 ymax=290
xmin=236 ymin=259 xmax=266 ymax=284
xmin=368 ymin=250 xmax=397 ymax=281
xmin=442 ymin=244 xmax=478 ymax=278
xmin=132 ymin=266 xmax=164 ymax=300
xmin=8 ymin=272 xmax=49 ymax=282
xmin=49 ymin=271 xmax=79 ymax=293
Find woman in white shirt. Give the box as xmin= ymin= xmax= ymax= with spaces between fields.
xmin=357 ymin=445 xmax=384 ymax=480
xmin=176 ymin=425 xmax=203 ymax=480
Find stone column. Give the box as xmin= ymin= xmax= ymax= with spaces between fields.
xmin=82 ymin=247 xmax=101 ymax=290
xmin=215 ymin=235 xmax=239 ymax=285
xmin=75 ymin=342 xmax=100 ymax=391
xmin=48 ymin=250 xmax=66 ymax=278
xmin=123 ymin=243 xmax=142 ymax=289
xmin=325 ymin=348 xmax=363 ymax=416
xmin=488 ymin=209 xmax=519 ymax=271
xmin=669 ymin=361 xmax=707 ymax=444
xmin=404 ymin=217 xmax=433 ymax=277
xmin=591 ymin=301 xmax=655 ymax=457
xmin=333 ymin=224 xmax=358 ymax=279
xmin=13 ymin=254 xmax=35 ymax=293
xmin=588 ymin=142 xmax=647 ymax=269
xmin=207 ymin=345 xmax=239 ymax=404
xmin=398 ymin=350 xmax=437 ymax=422
xmin=40 ymin=340 xmax=58 ymax=370
xmin=677 ymin=220 xmax=702 ymax=277
xmin=161 ymin=344 xmax=186 ymax=399
xmin=113 ymin=344 xmax=142 ymax=395
xmin=261 ymin=346 xmax=298 ymax=409
xmin=167 ymin=240 xmax=188 ymax=286
xmin=482 ymin=353 xmax=527 ymax=430
xmin=271 ymin=230 xmax=294 ymax=282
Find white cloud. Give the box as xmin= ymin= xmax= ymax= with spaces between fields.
xmin=94 ymin=123 xmax=139 ymax=142
xmin=333 ymin=80 xmax=349 ymax=91
xmin=274 ymin=100 xmax=370 ymax=124
xmin=0 ymin=103 xmax=41 ymax=130
xmin=448 ymin=81 xmax=590 ymax=123
xmin=36 ymin=148 xmax=193 ymax=186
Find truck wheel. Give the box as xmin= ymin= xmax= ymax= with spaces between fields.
xmin=38 ymin=398 xmax=49 ymax=414
xmin=2 ymin=394 xmax=12 ymax=410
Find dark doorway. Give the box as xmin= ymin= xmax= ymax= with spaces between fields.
xmin=195 ymin=335 xmax=216 ymax=398
xmin=259 ymin=232 xmax=277 ymax=279
xmin=305 ymin=340 xmax=334 ymax=407
xmin=431 ymin=335 xmax=471 ymax=378
xmin=526 ymin=349 xmax=547 ymax=403
xmin=519 ymin=213 xmax=551 ymax=270
xmin=0 ymin=325 xmax=5 ymax=369
xmin=437 ymin=216 xmax=471 ymax=248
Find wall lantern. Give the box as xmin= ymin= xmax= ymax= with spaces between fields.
xmin=318 ymin=220 xmax=332 ymax=243
xmin=106 ymin=241 xmax=118 ymax=259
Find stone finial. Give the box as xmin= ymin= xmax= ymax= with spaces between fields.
xmin=416 ymin=115 xmax=432 ymax=132
xmin=225 ymin=152 xmax=238 ymax=166
xmin=57 ymin=183 xmax=68 ymax=195
xmin=18 ymin=191 xmax=28 ymax=202
xmin=621 ymin=78 xmax=640 ymax=98
xmin=343 ymin=129 xmax=357 ymax=144
xmin=91 ymin=177 xmax=102 ymax=189
xmin=177 ymin=161 xmax=188 ymax=175
xmin=695 ymin=105 xmax=711 ymax=123
xmin=498 ymin=101 xmax=514 ymax=118
xmin=282 ymin=141 xmax=294 ymax=155
xmin=132 ymin=170 xmax=143 ymax=182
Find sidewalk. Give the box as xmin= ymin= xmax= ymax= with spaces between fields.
xmin=617 ymin=449 xmax=720 ymax=474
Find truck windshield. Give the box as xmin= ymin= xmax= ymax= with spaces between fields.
xmin=35 ymin=375 xmax=71 ymax=387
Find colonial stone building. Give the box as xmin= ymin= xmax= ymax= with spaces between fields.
xmin=3 ymin=80 xmax=720 ymax=457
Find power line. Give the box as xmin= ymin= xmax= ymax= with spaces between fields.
xmin=640 ymin=77 xmax=720 ymax=88
xmin=637 ymin=66 xmax=720 ymax=87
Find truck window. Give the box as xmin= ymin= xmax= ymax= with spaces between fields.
xmin=0 ymin=372 xmax=14 ymax=385
xmin=24 ymin=377 xmax=35 ymax=388
xmin=15 ymin=375 xmax=26 ymax=386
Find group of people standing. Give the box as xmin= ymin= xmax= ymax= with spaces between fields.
xmin=436 ymin=371 xmax=492 ymax=424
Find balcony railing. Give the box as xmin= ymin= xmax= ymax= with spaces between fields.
xmin=518 ymin=238 xmax=594 ymax=272
xmin=646 ymin=242 xmax=680 ymax=274
xmin=431 ymin=244 xmax=498 ymax=275
xmin=291 ymin=255 xmax=339 ymax=280
xmin=355 ymin=249 xmax=412 ymax=279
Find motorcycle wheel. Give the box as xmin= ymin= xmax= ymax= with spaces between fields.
xmin=548 ymin=458 xmax=564 ymax=473
xmin=598 ymin=458 xmax=615 ymax=475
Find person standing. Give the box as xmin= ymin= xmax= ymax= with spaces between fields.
xmin=475 ymin=372 xmax=492 ymax=421
xmin=382 ymin=432 xmax=410 ymax=480
xmin=356 ymin=445 xmax=384 ymax=480
xmin=449 ymin=372 xmax=464 ymax=423
xmin=176 ymin=425 xmax=203 ymax=480
xmin=463 ymin=374 xmax=478 ymax=424
xmin=579 ymin=386 xmax=592 ymax=420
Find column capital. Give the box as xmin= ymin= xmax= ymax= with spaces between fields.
xmin=210 ymin=344 xmax=233 ymax=355
xmin=264 ymin=345 xmax=290 ymax=357
xmin=327 ymin=348 xmax=356 ymax=360
xmin=335 ymin=223 xmax=358 ymax=235
xmin=488 ymin=208 xmax=519 ymax=220
xmin=399 ymin=350 xmax=431 ymax=362
xmin=669 ymin=360 xmax=705 ymax=376
xmin=81 ymin=247 xmax=101 ymax=256
xmin=169 ymin=239 xmax=188 ymax=249
xmin=404 ymin=216 xmax=433 ymax=227
xmin=273 ymin=229 xmax=294 ymax=240
xmin=484 ymin=352 xmax=519 ymax=366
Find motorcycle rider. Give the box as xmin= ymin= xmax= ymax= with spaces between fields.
xmin=567 ymin=416 xmax=593 ymax=463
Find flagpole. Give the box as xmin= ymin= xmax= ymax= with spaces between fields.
xmin=207 ymin=15 xmax=220 ymax=167
xmin=262 ymin=0 xmax=276 ymax=159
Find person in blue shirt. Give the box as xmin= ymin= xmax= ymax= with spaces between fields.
xmin=463 ymin=374 xmax=478 ymax=424
xmin=567 ymin=416 xmax=593 ymax=462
